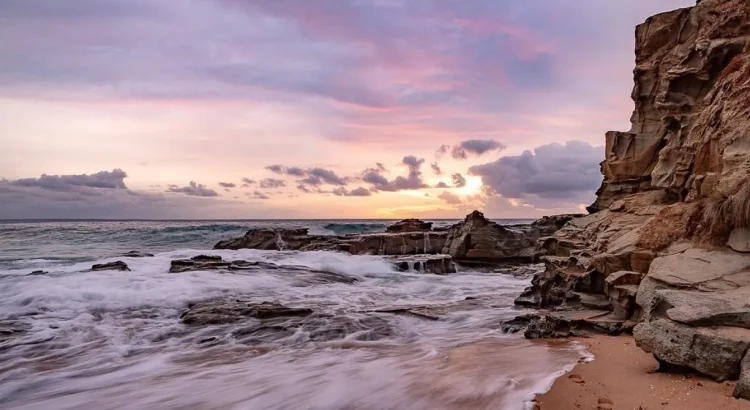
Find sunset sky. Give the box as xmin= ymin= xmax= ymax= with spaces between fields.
xmin=0 ymin=0 xmax=692 ymax=219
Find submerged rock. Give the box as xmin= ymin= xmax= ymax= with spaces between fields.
xmin=91 ymin=261 xmax=130 ymax=272
xmin=169 ymin=256 xmax=357 ymax=284
xmin=181 ymin=300 xmax=314 ymax=325
xmin=122 ymin=251 xmax=154 ymax=258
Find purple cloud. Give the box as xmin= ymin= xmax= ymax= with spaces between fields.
xmin=168 ymin=181 xmax=219 ymax=197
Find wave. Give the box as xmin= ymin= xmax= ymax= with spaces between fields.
xmin=323 ymin=223 xmax=387 ymax=236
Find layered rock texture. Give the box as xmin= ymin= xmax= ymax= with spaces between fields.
xmin=214 ymin=211 xmax=577 ymax=265
xmin=515 ymin=0 xmax=750 ymax=395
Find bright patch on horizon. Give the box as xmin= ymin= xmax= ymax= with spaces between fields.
xmin=457 ymin=176 xmax=483 ymax=196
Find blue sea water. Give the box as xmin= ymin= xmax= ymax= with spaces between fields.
xmin=0 ymin=218 xmax=590 ymax=410
xmin=0 ymin=219 xmax=534 ymax=270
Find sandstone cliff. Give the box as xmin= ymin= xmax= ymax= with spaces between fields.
xmin=518 ymin=0 xmax=750 ymax=397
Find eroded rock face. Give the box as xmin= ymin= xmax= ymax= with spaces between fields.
xmin=515 ymin=5 xmax=750 ymax=392
xmin=590 ymin=0 xmax=750 ymax=220
xmin=386 ymin=219 xmax=433 ymax=233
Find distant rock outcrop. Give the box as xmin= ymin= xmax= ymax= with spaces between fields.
xmin=386 ymin=219 xmax=433 ymax=233
xmin=441 ymin=211 xmax=538 ymax=262
xmin=214 ymin=211 xmax=575 ymax=264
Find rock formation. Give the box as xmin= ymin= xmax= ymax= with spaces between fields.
xmin=513 ymin=0 xmax=750 ymax=394
xmin=91 ymin=261 xmax=130 ymax=272
xmin=214 ymin=211 xmax=574 ymax=264
xmin=386 ymin=218 xmax=433 ymax=233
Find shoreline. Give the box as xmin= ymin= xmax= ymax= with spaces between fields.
xmin=534 ymin=335 xmax=748 ymax=410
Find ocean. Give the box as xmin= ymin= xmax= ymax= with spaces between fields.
xmin=0 ymin=220 xmax=589 ymax=410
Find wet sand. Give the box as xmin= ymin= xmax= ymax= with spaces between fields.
xmin=536 ymin=335 xmax=750 ymax=410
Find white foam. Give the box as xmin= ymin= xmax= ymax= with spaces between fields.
xmin=0 ymin=249 xmax=583 ymax=410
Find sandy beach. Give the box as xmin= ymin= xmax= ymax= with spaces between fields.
xmin=535 ymin=335 xmax=750 ymax=410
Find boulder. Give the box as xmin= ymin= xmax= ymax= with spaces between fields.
xmin=734 ymin=351 xmax=750 ymax=399
xmin=634 ymin=319 xmax=750 ymax=381
xmin=729 ymin=227 xmax=750 ymax=253
xmin=386 ymin=219 xmax=433 ymax=233
xmin=91 ymin=261 xmax=130 ymax=271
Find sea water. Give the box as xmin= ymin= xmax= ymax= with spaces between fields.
xmin=0 ymin=220 xmax=588 ymax=410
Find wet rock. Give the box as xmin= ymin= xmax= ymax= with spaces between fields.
xmin=181 ymin=300 xmax=313 ymax=325
xmin=170 ymin=255 xmax=231 ymax=273
xmin=28 ymin=270 xmax=48 ymax=276
xmin=389 ymin=255 xmax=456 ymax=275
xmin=91 ymin=261 xmax=130 ymax=271
xmin=122 ymin=251 xmax=154 ymax=258
xmin=386 ymin=218 xmax=433 ymax=233
xmin=505 ymin=310 xmax=632 ymax=339
xmin=190 ymin=255 xmax=223 ymax=262
xmin=0 ymin=320 xmax=29 ymax=351
xmin=373 ymin=306 xmax=447 ymax=321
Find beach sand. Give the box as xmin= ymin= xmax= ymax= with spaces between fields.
xmin=535 ymin=335 xmax=750 ymax=410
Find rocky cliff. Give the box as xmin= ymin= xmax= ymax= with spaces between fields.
xmin=518 ymin=0 xmax=750 ymax=398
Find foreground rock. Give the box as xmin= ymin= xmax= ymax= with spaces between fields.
xmin=180 ymin=299 xmax=394 ymax=344
xmin=169 ymin=255 xmax=357 ymax=283
xmin=91 ymin=261 xmax=130 ymax=271
xmin=389 ymin=255 xmax=456 ymax=275
xmin=511 ymin=0 xmax=750 ymax=395
xmin=181 ymin=300 xmax=313 ymax=325
xmin=504 ymin=310 xmax=633 ymax=339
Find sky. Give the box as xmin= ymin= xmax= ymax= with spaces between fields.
xmin=0 ymin=0 xmax=693 ymax=219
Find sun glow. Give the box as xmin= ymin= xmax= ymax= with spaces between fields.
xmin=457 ymin=176 xmax=483 ymax=196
